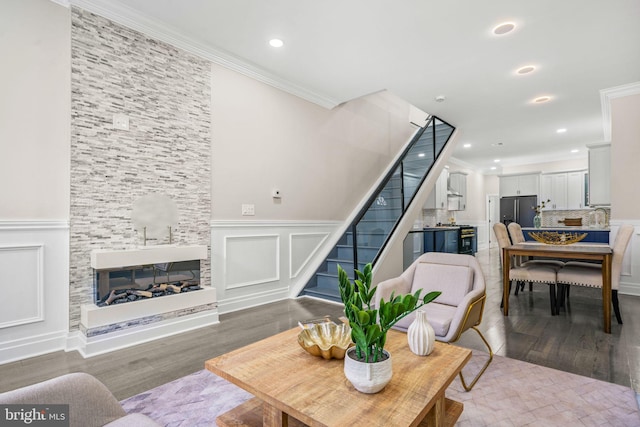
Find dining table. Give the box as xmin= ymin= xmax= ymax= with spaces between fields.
xmin=502 ymin=242 xmax=614 ymax=333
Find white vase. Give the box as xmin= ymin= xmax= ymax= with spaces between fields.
xmin=407 ymin=310 xmax=435 ymax=356
xmin=343 ymin=347 xmax=392 ymax=394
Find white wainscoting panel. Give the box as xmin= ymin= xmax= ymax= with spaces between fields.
xmin=290 ymin=233 xmax=329 ymax=279
xmin=211 ymin=221 xmax=341 ymax=314
xmin=0 ymin=221 xmax=69 ymax=365
xmin=225 ymin=234 xmax=279 ymax=289
xmin=0 ymin=245 xmax=44 ymax=328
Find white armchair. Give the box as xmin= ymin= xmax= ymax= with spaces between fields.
xmin=375 ymin=252 xmax=492 ymax=391
xmin=0 ymin=373 xmax=160 ymax=427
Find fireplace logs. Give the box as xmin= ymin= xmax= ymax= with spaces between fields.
xmin=97 ymin=281 xmax=202 ymax=307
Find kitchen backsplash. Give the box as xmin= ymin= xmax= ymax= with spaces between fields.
xmin=421 ymin=209 xmax=457 ymax=227
xmin=541 ymin=208 xmax=611 ymax=228
xmin=421 ymin=207 xmax=611 ymax=229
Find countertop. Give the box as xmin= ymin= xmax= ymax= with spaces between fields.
xmin=422 ymin=226 xmax=460 ymax=231
xmin=522 ymin=226 xmax=610 ymax=231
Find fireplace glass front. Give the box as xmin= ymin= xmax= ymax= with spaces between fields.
xmin=93 ymin=260 xmax=201 ymax=306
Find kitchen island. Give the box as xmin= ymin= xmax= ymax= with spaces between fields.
xmin=522 ymin=227 xmax=610 ymax=243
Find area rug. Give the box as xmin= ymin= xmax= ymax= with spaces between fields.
xmin=121 ymin=353 xmax=640 ymax=427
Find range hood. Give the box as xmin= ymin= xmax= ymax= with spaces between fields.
xmin=447 ymin=186 xmax=462 ymax=197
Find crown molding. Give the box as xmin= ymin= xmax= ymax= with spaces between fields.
xmin=600 ymin=81 xmax=640 ymax=142
xmin=68 ymin=0 xmax=340 ymax=109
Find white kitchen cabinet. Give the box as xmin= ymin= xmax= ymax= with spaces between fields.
xmin=567 ymin=171 xmax=587 ymax=209
xmin=447 ymin=172 xmax=467 ymax=211
xmin=588 ymin=143 xmax=611 ymax=206
xmin=499 ymin=173 xmax=540 ymax=197
xmin=540 ymin=171 xmax=586 ymax=209
xmin=425 ymin=168 xmax=448 ymax=209
xmin=540 ymin=173 xmax=567 ymax=209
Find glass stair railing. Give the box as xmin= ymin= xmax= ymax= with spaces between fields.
xmin=300 ymin=117 xmax=455 ymax=302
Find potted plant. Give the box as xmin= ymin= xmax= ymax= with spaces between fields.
xmin=338 ymin=263 xmax=441 ymax=393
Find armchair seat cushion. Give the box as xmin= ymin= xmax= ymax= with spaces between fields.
xmin=393 ymin=304 xmax=456 ymax=338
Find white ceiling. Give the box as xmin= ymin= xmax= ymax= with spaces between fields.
xmin=72 ymin=0 xmax=640 ymax=173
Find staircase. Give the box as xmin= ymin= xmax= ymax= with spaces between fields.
xmin=300 ymin=117 xmax=455 ymax=302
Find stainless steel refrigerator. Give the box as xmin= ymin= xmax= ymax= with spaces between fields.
xmin=499 ymin=196 xmax=538 ymax=228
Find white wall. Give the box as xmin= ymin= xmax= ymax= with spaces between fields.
xmin=0 ymin=0 xmax=70 ymax=220
xmin=0 ymin=0 xmax=72 ymax=364
xmin=610 ymin=92 xmax=640 ymax=296
xmin=211 ymin=63 xmax=416 ymax=221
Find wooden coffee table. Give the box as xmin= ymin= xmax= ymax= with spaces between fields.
xmin=205 ymin=327 xmax=471 ymax=426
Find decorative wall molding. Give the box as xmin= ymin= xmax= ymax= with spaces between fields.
xmin=211 ymin=221 xmax=341 ymax=314
xmin=0 ymin=223 xmax=69 ymax=365
xmin=224 ymin=234 xmax=280 ymax=289
xmin=210 ymin=220 xmax=342 ymax=228
xmin=0 ymin=220 xmax=69 ymax=230
xmin=600 ymin=81 xmax=640 ymax=142
xmin=0 ymin=245 xmax=44 ymax=329
xmin=289 ymin=232 xmax=330 ymax=279
xmin=68 ymin=0 xmax=338 ymax=109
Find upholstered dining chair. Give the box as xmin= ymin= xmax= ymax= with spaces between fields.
xmin=494 ymin=223 xmax=559 ymax=315
xmin=557 ymin=224 xmax=634 ymax=324
xmin=374 ymin=252 xmax=492 ymax=391
xmin=507 ymin=222 xmax=565 ymax=294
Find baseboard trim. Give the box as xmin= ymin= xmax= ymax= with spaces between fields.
xmin=217 ymin=287 xmax=290 ymax=314
xmin=0 ymin=331 xmax=68 ymax=365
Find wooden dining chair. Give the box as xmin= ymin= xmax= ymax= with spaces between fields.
xmin=494 ymin=223 xmax=559 ymax=315
xmin=556 ymin=224 xmax=634 ymax=324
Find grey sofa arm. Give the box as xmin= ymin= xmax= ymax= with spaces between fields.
xmin=0 ymin=373 xmax=160 ymax=427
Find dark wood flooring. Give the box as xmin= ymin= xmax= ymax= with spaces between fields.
xmin=1 ymin=248 xmax=638 ymax=400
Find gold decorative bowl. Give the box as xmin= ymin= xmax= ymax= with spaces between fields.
xmin=528 ymin=231 xmax=588 ymax=245
xmin=297 ymin=322 xmax=353 ymax=360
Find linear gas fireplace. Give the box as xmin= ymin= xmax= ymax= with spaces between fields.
xmin=94 ymin=259 xmax=202 ymax=307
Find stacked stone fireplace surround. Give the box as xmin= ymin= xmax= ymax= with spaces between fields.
xmin=70 ymin=7 xmax=216 ymax=355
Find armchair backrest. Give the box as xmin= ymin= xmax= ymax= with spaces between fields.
xmin=406 ymin=252 xmax=485 ymax=304
xmin=411 ymin=262 xmax=474 ymax=307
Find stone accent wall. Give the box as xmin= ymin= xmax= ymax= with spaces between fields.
xmin=69 ymin=7 xmax=211 ymax=331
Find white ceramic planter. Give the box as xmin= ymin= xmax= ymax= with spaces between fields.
xmin=343 ymin=347 xmax=392 ymax=393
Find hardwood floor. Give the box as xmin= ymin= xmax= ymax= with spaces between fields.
xmin=1 ymin=247 xmax=638 ymax=401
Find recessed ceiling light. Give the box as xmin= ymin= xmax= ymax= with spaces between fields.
xmin=418 ymin=153 xmax=425 ymax=157
xmin=516 ymin=65 xmax=536 ymax=75
xmin=493 ymin=22 xmax=516 ymax=35
xmin=269 ymin=39 xmax=284 ymax=48
xmin=490 ymin=166 xmax=497 ymax=170
xmin=494 ymin=159 xmax=501 ymax=163
xmin=557 ymin=128 xmax=567 ymax=133
xmin=571 ymin=149 xmax=579 ymax=153
xmin=463 ymin=143 xmax=471 ymax=148
xmin=533 ymin=96 xmax=552 ymax=103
